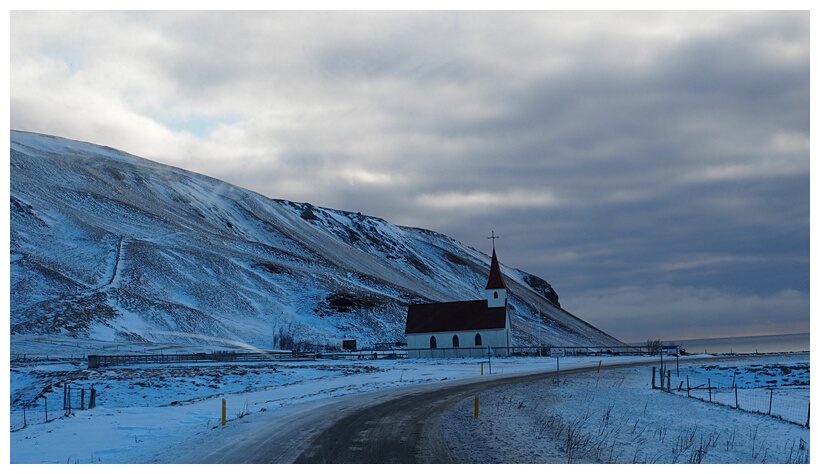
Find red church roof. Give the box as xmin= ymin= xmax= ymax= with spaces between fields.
xmin=485 ymin=248 xmax=506 ymax=290
xmin=405 ymin=300 xmax=507 ymax=334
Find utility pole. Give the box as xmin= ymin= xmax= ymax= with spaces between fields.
xmin=486 ymin=345 xmax=493 ymax=374
xmin=272 ymin=315 xmax=275 ymax=351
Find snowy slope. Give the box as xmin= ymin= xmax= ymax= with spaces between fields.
xmin=9 ymin=130 xmax=623 ymax=352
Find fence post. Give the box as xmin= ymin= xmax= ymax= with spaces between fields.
xmin=652 ymin=366 xmax=656 ymax=389
xmin=686 ymin=375 xmax=690 ymax=397
xmin=222 ymin=398 xmax=227 ymax=426
xmin=474 ymin=396 xmax=480 ymax=418
xmin=89 ymin=388 xmax=96 ymax=409
xmin=734 ymin=386 xmax=738 ymax=409
xmin=81 ymin=388 xmax=86 ymax=410
xmin=666 ymin=370 xmax=671 ymax=392
xmin=768 ymin=388 xmax=773 ymax=415
xmin=707 ymin=378 xmax=712 ymax=403
xmin=806 ymin=402 xmax=810 ymax=428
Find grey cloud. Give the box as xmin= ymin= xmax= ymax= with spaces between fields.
xmin=9 ymin=10 xmax=809 ymax=343
xmin=563 ymin=285 xmax=809 ymax=342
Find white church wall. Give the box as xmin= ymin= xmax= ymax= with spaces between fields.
xmin=407 ymin=328 xmax=510 ymax=358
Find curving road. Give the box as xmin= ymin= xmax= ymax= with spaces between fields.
xmin=293 ymin=368 xmax=570 ymax=463
xmin=149 ymin=359 xmax=658 ymax=464
xmin=293 ymin=362 xmax=656 ymax=463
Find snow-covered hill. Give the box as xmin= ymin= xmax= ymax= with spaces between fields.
xmin=9 ymin=130 xmax=623 ymax=352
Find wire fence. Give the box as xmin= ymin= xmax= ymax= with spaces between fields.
xmin=11 ymin=383 xmax=97 ymax=432
xmin=651 ymin=363 xmax=810 ymax=428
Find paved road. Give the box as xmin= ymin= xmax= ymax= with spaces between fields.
xmin=293 ymin=355 xmax=740 ymax=463
xmin=292 ymin=370 xmax=557 ymax=463
xmin=150 ymin=359 xmax=660 ymax=463
xmin=293 ymin=364 xmax=650 ymax=463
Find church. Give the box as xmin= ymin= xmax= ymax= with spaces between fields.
xmin=404 ymin=246 xmax=511 ymax=358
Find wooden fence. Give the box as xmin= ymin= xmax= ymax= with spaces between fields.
xmin=87 ymin=349 xmax=407 ymax=368
xmin=407 ymin=345 xmax=660 ymax=358
xmin=652 ymin=365 xmax=810 ymax=428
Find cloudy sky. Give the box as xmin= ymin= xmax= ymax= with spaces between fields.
xmin=8 ymin=8 xmax=811 ymax=343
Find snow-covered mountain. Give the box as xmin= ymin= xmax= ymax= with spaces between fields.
xmin=9 ymin=130 xmax=623 ymax=352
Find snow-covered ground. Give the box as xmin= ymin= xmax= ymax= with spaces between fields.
xmin=8 ymin=350 xmax=810 ymax=464
xmin=445 ymin=353 xmax=809 ymax=464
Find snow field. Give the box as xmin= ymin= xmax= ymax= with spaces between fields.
xmin=443 ymin=354 xmax=810 ymax=464
xmin=8 ymin=353 xmax=809 ymax=464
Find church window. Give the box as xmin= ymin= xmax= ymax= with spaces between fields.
xmin=493 ymin=291 xmax=499 ymax=299
xmin=452 ymin=335 xmax=460 ymax=347
xmin=475 ymin=333 xmax=482 ymax=346
xmin=430 ymin=336 xmax=437 ymax=349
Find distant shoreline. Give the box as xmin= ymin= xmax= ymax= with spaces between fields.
xmin=645 ymin=332 xmax=810 ymax=355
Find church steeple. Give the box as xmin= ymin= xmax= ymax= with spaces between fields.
xmin=486 ymin=248 xmax=506 ymax=290
xmin=485 ymin=247 xmax=507 ymax=307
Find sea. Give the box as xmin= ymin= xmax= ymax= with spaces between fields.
xmin=663 ymin=332 xmax=810 ymax=355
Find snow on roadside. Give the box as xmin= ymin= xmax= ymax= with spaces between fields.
xmin=8 ymin=353 xmax=810 ymax=464
xmin=443 ymin=353 xmax=810 ymax=464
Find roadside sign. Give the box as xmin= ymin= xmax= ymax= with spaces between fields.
xmin=551 ymin=348 xmax=563 ymax=384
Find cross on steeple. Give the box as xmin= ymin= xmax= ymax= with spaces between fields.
xmin=487 ymin=230 xmax=499 ymax=250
